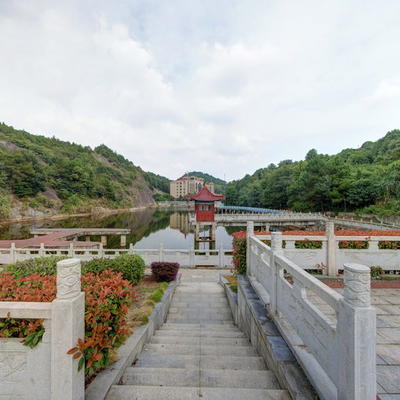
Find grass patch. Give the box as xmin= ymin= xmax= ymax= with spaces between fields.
xmin=126 ymin=276 xmax=169 ymax=331
xmin=224 ymin=275 xmax=238 ymax=292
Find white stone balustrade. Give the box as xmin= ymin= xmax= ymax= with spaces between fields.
xmin=2 ymin=230 xmax=400 ymax=271
xmin=0 ymin=244 xmax=234 ymax=268
xmin=247 ymin=234 xmax=376 ymax=400
xmin=0 ymin=258 xmax=85 ymax=400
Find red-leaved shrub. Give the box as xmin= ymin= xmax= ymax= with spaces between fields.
xmin=151 ymin=262 xmax=179 ymax=282
xmin=0 ymin=269 xmax=136 ymax=377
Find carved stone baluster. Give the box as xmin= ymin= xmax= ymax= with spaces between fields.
xmin=337 ymin=263 xmax=376 ymax=400
xmin=51 ymin=259 xmax=85 ymax=400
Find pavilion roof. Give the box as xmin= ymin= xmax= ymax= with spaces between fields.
xmin=187 ymin=186 xmax=225 ymax=202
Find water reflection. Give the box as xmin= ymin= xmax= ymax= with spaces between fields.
xmin=0 ymin=210 xmax=238 ymax=249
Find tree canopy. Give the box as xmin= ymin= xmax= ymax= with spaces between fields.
xmin=225 ymin=130 xmax=400 ymax=215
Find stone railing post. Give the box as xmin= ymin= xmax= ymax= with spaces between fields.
xmin=189 ymin=246 xmax=195 ymax=267
xmin=68 ymin=243 xmax=74 ymax=257
xmin=326 ymin=221 xmax=337 ymax=276
xmin=51 ymin=259 xmax=85 ymax=400
xmin=337 ymin=264 xmax=376 ymax=400
xmin=159 ymin=243 xmax=164 ymax=262
xmin=368 ymin=240 xmax=379 ymax=251
xmin=39 ymin=243 xmax=45 ymax=257
xmin=218 ymin=245 xmax=224 ymax=268
xmin=246 ymin=221 xmax=254 ymax=276
xmin=285 ymin=240 xmax=295 ymax=249
xmin=10 ymin=242 xmax=16 ymax=263
xmin=270 ymin=232 xmax=283 ymax=315
xmin=128 ymin=243 xmax=134 ymax=255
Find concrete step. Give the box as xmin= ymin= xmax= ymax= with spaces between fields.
xmin=142 ymin=343 xmax=256 ymax=356
xmin=154 ymin=330 xmax=246 ymax=338
xmin=135 ymin=354 xmax=266 ymax=370
xmin=151 ymin=335 xmax=250 ymax=346
xmin=166 ymin=318 xmax=233 ymax=324
xmin=107 ymin=386 xmax=290 ymax=400
xmin=171 ymin=299 xmax=227 ymax=303
xmin=167 ymin=316 xmax=233 ymax=322
xmin=170 ymin=301 xmax=229 ymax=308
xmin=168 ymin=307 xmax=229 ymax=313
xmin=121 ymin=367 xmax=280 ymax=389
xmin=161 ymin=323 xmax=239 ymax=330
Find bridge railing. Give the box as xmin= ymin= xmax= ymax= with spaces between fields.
xmin=0 ymin=243 xmax=233 ymax=268
xmin=247 ymin=232 xmax=376 ymax=400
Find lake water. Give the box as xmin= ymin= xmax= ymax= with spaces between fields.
xmin=0 ymin=209 xmax=242 ymax=249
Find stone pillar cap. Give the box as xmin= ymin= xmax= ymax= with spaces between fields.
xmin=57 ymin=258 xmax=80 ymax=267
xmin=344 ymin=263 xmax=370 ymax=273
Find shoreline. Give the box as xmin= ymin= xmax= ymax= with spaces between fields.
xmin=0 ymin=205 xmax=157 ymax=227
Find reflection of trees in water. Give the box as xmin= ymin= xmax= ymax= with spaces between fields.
xmin=169 ymin=212 xmax=192 ymax=235
xmin=0 ymin=209 xmax=173 ymax=247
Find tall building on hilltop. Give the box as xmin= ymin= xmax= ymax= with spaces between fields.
xmin=170 ymin=175 xmax=215 ymax=199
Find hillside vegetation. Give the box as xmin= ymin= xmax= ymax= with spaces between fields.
xmin=226 ymin=130 xmax=400 ymax=216
xmin=0 ymin=123 xmax=170 ymax=219
xmin=185 ymin=171 xmax=227 ymax=193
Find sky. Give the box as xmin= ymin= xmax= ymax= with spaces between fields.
xmin=1 ymin=1 xmax=400 ymax=181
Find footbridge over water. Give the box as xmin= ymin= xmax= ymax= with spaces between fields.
xmin=215 ymin=206 xmax=327 ymax=228
xmin=189 ymin=205 xmax=328 ymax=228
xmin=191 ymin=205 xmax=396 ymax=231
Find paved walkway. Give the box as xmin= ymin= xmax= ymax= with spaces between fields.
xmin=106 ymin=270 xmax=290 ymax=399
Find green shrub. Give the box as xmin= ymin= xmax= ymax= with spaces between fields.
xmin=4 ymin=256 xmax=66 ymax=278
xmin=370 ymin=266 xmax=383 ymax=278
xmin=82 ymin=254 xmax=145 ymax=285
xmin=149 ymin=288 xmax=164 ymax=303
xmin=159 ymin=282 xmax=169 ymax=290
xmin=229 ymin=284 xmax=238 ymax=292
xmin=5 ymin=254 xmax=145 ymax=285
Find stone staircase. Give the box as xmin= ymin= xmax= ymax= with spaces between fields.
xmin=106 ymin=272 xmax=290 ymax=400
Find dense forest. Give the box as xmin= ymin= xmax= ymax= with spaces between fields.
xmin=0 ymin=123 xmax=170 ymax=218
xmin=186 ymin=171 xmax=227 ymax=193
xmin=226 ymin=130 xmax=400 ymax=215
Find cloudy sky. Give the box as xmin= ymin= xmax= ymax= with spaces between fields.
xmin=1 ymin=1 xmax=400 ymax=181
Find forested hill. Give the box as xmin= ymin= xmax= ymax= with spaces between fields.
xmin=225 ymin=130 xmax=400 ymax=215
xmin=185 ymin=171 xmax=227 ymax=193
xmin=0 ymin=123 xmax=170 ymax=219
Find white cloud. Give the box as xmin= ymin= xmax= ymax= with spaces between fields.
xmin=1 ymin=0 xmax=400 ymax=181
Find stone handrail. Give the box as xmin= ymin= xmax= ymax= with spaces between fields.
xmin=0 ymin=244 xmax=233 ymax=267
xmin=247 ymin=230 xmax=376 ymax=400
xmin=0 ymin=258 xmax=85 ymax=400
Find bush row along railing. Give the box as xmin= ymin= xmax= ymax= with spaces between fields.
xmin=0 ymin=244 xmax=233 ymax=267
xmin=246 ymin=225 xmax=376 ymax=400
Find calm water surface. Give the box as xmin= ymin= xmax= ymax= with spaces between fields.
xmin=0 ymin=210 xmax=241 ymax=249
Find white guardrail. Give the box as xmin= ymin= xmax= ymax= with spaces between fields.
xmin=255 ymin=223 xmax=400 ymax=273
xmin=247 ymin=229 xmax=376 ymax=400
xmin=0 ymin=243 xmax=233 ymax=267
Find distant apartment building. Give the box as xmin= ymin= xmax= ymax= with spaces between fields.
xmin=170 ymin=175 xmax=215 ymax=199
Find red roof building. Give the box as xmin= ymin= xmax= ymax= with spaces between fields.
xmin=188 ymin=186 xmax=225 ymax=222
